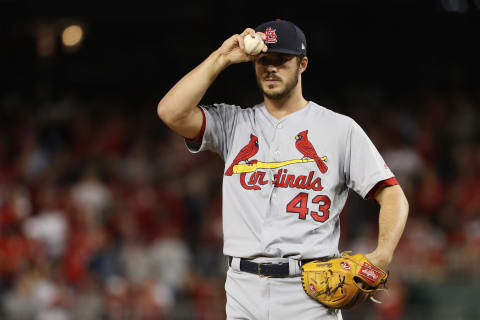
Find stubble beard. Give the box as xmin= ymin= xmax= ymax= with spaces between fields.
xmin=256 ymin=66 xmax=300 ymax=100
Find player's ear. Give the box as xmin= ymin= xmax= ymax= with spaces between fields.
xmin=299 ymin=56 xmax=308 ymax=73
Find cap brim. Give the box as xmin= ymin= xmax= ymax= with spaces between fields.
xmin=266 ymin=48 xmax=305 ymax=55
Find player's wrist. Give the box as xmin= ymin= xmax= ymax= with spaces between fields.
xmin=365 ymin=249 xmax=392 ymax=270
xmin=210 ymin=48 xmax=232 ymax=71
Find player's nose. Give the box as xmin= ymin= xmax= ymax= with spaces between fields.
xmin=266 ymin=64 xmax=278 ymax=72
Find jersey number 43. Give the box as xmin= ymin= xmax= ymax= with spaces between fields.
xmin=286 ymin=192 xmax=331 ymax=222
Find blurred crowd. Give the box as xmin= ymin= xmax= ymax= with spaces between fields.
xmin=1 ymin=74 xmax=479 ymax=319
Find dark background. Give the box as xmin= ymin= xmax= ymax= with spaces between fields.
xmin=1 ymin=1 xmax=480 ymax=319
xmin=2 ymin=0 xmax=479 ymax=107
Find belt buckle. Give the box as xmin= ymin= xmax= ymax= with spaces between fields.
xmin=258 ymin=262 xmax=272 ymax=278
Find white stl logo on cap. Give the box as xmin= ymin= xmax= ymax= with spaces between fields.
xmin=264 ymin=27 xmax=278 ymax=43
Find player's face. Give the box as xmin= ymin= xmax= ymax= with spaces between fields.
xmin=255 ymin=53 xmax=301 ymax=100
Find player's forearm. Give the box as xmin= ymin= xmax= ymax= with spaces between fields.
xmin=367 ymin=185 xmax=409 ymax=269
xmin=157 ymin=49 xmax=229 ymax=126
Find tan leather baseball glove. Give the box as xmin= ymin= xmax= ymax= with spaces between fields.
xmin=301 ymin=252 xmax=388 ymax=309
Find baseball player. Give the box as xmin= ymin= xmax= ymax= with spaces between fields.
xmin=157 ymin=20 xmax=409 ymax=319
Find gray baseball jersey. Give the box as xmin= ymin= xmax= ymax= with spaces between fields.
xmin=186 ymin=101 xmax=394 ymax=259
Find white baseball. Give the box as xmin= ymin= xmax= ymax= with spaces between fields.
xmin=243 ymin=33 xmax=264 ymax=55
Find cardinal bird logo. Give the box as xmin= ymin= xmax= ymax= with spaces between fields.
xmin=295 ymin=130 xmax=328 ymax=173
xmin=225 ymin=134 xmax=259 ymax=176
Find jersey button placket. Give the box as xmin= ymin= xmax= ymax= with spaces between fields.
xmin=271 ymin=121 xmax=282 ymax=200
xmin=273 ymin=149 xmax=280 ymax=160
xmin=273 ymin=122 xmax=283 ymax=159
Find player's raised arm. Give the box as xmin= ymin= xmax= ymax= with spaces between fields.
xmin=157 ymin=28 xmax=266 ymax=139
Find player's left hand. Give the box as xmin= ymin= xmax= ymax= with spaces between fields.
xmin=301 ymin=252 xmax=389 ymax=309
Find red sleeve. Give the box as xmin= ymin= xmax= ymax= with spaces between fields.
xmin=184 ymin=107 xmax=206 ymax=143
xmin=366 ymin=177 xmax=399 ymax=200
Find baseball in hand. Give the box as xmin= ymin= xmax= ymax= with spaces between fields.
xmin=243 ymin=33 xmax=264 ymax=55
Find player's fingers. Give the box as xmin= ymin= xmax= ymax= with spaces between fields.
xmin=240 ymin=28 xmax=256 ymax=37
xmin=234 ymin=34 xmax=245 ymax=51
xmin=252 ymin=52 xmax=267 ymax=61
xmin=240 ymin=28 xmax=255 ymax=36
xmin=253 ymin=32 xmax=267 ymax=52
xmin=238 ymin=28 xmax=261 ymax=52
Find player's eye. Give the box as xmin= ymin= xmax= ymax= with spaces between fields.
xmin=258 ymin=57 xmax=268 ymax=65
xmin=258 ymin=57 xmax=281 ymax=66
xmin=279 ymin=54 xmax=293 ymax=62
xmin=258 ymin=54 xmax=292 ymax=66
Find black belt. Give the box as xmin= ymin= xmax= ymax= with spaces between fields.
xmin=228 ymin=256 xmax=330 ymax=278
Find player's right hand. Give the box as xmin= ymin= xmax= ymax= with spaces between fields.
xmin=217 ymin=28 xmax=267 ymax=66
